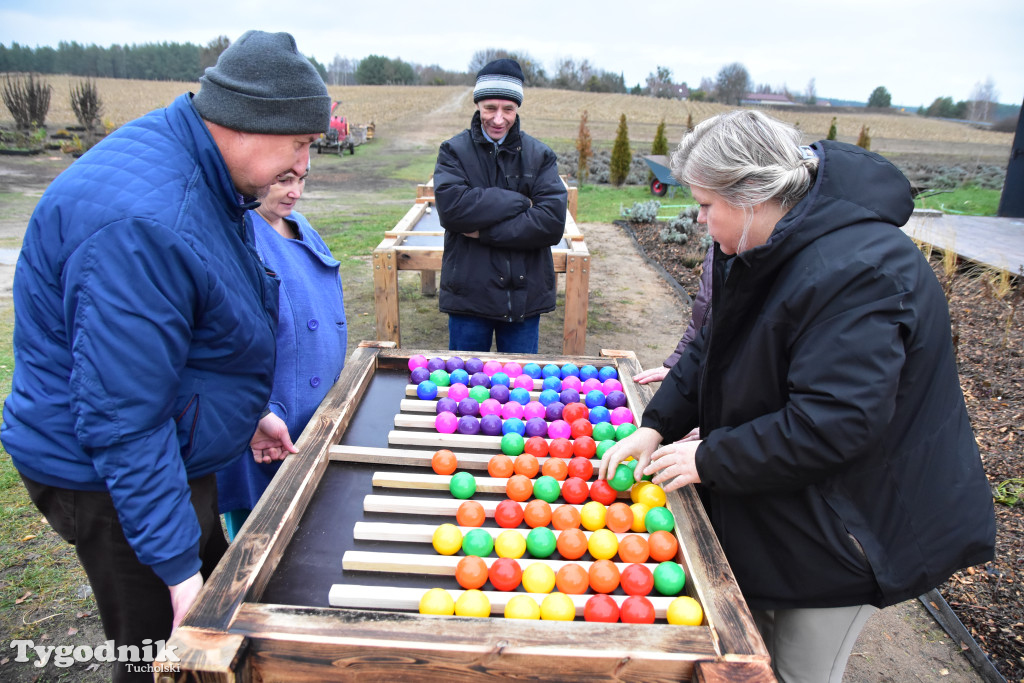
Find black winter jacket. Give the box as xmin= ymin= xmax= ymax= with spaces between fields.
xmin=642 ymin=140 xmax=995 ymax=610
xmin=433 ymin=112 xmax=567 ymax=322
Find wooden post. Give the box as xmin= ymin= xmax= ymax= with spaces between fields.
xmin=373 ymin=248 xmax=400 ymax=345
xmin=562 ymin=249 xmax=590 ymax=356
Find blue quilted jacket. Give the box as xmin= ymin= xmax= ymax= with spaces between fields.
xmin=1 ymin=93 xmax=280 ymax=585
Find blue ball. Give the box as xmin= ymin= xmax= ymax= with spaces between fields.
xmin=509 ymin=387 xmax=531 ymax=405
xmin=490 ymin=372 xmax=511 ymax=387
xmin=538 ymin=389 xmax=560 ymax=406
xmin=522 ymin=362 xmax=543 ymax=379
xmin=558 ymin=389 xmax=580 ymax=405
xmin=560 ymin=362 xmax=580 ymax=379
xmin=588 ymin=405 xmax=612 ymax=424
xmin=542 ymin=363 xmax=561 ymax=378
xmin=579 ymin=364 xmax=600 ymax=381
xmin=502 ymin=417 xmax=526 ymax=436
xmin=449 ymin=368 xmax=470 ymax=386
xmin=585 ymin=389 xmax=607 ymax=408
xmin=541 ymin=375 xmax=562 ymax=392
xmin=598 ymin=366 xmax=619 ymax=382
xmin=489 ymin=384 xmax=511 ymax=404
xmin=410 ymin=366 xmax=431 ymax=384
xmin=416 ymin=380 xmax=438 ymax=400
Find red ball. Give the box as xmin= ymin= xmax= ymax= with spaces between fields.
xmin=570 ymin=418 xmax=593 ymax=439
xmin=583 ymin=594 xmax=620 ymax=623
xmin=494 ymin=499 xmax=525 ymax=528
xmin=620 ymin=563 xmax=655 ymax=596
xmin=560 ymin=477 xmax=590 ymax=505
xmin=488 ymin=557 xmax=522 ymax=591
xmin=561 ymin=402 xmax=589 ymax=424
xmin=572 ymin=435 xmax=597 ymax=459
xmin=620 ymin=595 xmax=656 ymax=624
xmin=566 ymin=456 xmax=594 ymax=481
xmin=524 ymin=435 xmax=549 ymax=458
xmin=589 ymin=479 xmax=619 ymax=505
xmin=548 ymin=437 xmax=574 ymax=459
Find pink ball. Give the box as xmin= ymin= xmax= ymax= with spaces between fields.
xmin=513 ymin=374 xmax=535 ymax=391
xmin=483 ymin=360 xmax=504 ymax=376
xmin=503 ymin=362 xmax=523 ymax=378
xmin=610 ymin=406 xmax=635 ymax=426
xmin=447 ymin=383 xmax=469 ymax=403
xmin=408 ymin=354 xmax=429 ymax=371
xmin=501 ymin=401 xmax=525 ymax=420
xmin=522 ymin=401 xmax=546 ymax=421
xmin=435 ymin=411 xmax=458 ymax=434
xmin=479 ymin=398 xmax=503 ymax=417
xmin=561 ymin=375 xmax=583 ymax=392
xmin=581 ymin=378 xmax=603 ymax=394
xmin=602 ymin=378 xmax=624 ymax=394
xmin=547 ymin=419 xmax=572 ymax=440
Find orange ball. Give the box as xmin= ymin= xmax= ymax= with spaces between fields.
xmin=548 ymin=437 xmax=574 ymax=459
xmin=555 ymin=563 xmax=590 ymax=595
xmin=455 ymin=555 xmax=489 ymax=590
xmin=551 ymin=504 xmax=582 ymax=530
xmin=524 ymin=435 xmax=549 ymax=458
xmin=648 ymin=530 xmax=680 ymax=563
xmin=523 ymin=499 xmax=553 ymax=528
xmin=605 ymin=502 xmax=635 ymax=534
xmin=589 ymin=559 xmax=621 ymax=594
xmin=513 ymin=453 xmax=540 ymax=478
xmin=431 ymin=449 xmax=457 ymax=475
xmin=506 ymin=474 xmax=534 ymax=502
xmin=617 ymin=534 xmax=650 ymax=564
xmin=555 ymin=527 xmax=589 ymax=560
xmin=456 ymin=500 xmax=486 ymax=527
xmin=561 ymin=402 xmax=588 ymax=424
xmin=487 ymin=454 xmax=514 ymax=478
xmin=541 ymin=457 xmax=569 ymax=481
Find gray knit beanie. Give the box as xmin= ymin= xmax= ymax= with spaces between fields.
xmin=193 ymin=30 xmax=330 ymax=135
xmin=473 ymin=59 xmax=525 ymax=106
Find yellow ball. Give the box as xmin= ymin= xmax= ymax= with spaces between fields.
xmin=454 ymin=589 xmax=491 ymax=617
xmin=580 ymin=500 xmax=607 ymax=531
xmin=587 ymin=528 xmax=619 ymax=560
xmin=419 ymin=588 xmax=455 ymax=615
xmin=521 ymin=562 xmax=556 ymax=594
xmin=630 ymin=480 xmax=653 ymax=504
xmin=432 ymin=523 xmax=464 ymax=555
xmin=637 ymin=483 xmax=667 ymax=508
xmin=667 ymin=596 xmax=704 ymax=626
xmin=494 ymin=529 xmax=527 ymax=559
xmin=505 ymin=594 xmax=541 ymax=619
xmin=629 ymin=503 xmax=650 ymax=532
xmin=540 ymin=592 xmax=576 ymax=621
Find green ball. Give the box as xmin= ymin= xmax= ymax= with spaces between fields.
xmin=591 ymin=422 xmax=616 ymax=442
xmin=461 ymin=528 xmax=494 ymax=557
xmin=645 ymin=506 xmax=675 ymax=533
xmin=532 ymin=475 xmax=561 ymax=503
xmin=525 ymin=526 xmax=557 ymax=558
xmin=429 ymin=369 xmax=451 ymax=387
xmin=624 ymin=459 xmax=638 ymax=469
xmin=609 ymin=463 xmax=635 ymax=492
xmin=469 ymin=385 xmax=490 ymax=403
xmin=449 ymin=471 xmax=477 ymax=499
xmin=595 ymin=439 xmax=617 ymax=459
xmin=653 ymin=561 xmax=686 ymax=596
xmin=500 ymin=432 xmax=525 ymax=456
xmin=615 ymin=423 xmax=638 ymax=440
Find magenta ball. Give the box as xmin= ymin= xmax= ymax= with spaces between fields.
xmin=548 ymin=419 xmax=572 ymax=440
xmin=457 ymin=415 xmax=481 ymax=435
xmin=503 ymin=362 xmax=523 ymax=378
xmin=604 ymin=390 xmax=627 ymax=409
xmin=447 ymin=383 xmax=469 ymax=403
xmin=603 ymin=378 xmax=624 ymax=394
xmin=436 ymin=397 xmax=458 ymax=415
xmin=457 ymin=398 xmax=480 ymax=417
xmin=562 ymin=376 xmax=583 ymax=392
xmin=427 ymin=356 xmax=447 ymax=372
xmin=581 ymin=378 xmax=603 ymax=394
xmin=435 ymin=411 xmax=458 ymax=434
xmin=445 ymin=356 xmax=465 ymax=373
xmin=410 ymin=366 xmax=430 ymax=384
xmin=523 ymin=401 xmax=546 ymax=421
xmin=480 ymin=398 xmax=503 ymax=417
xmin=480 ymin=413 xmax=503 ymax=436
xmin=524 ymin=417 xmax=548 ymax=438
xmin=513 ymin=374 xmax=535 ymax=391
xmin=483 ymin=360 xmax=504 ymax=376
xmin=544 ymin=401 xmax=565 ymax=421
xmin=502 ymin=401 xmax=525 ymax=420
xmin=610 ymin=406 xmax=635 ymax=426
xmin=489 ymin=384 xmax=511 ymax=403
xmin=408 ymin=354 xmax=429 ymax=372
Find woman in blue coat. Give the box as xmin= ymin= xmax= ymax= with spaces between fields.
xmin=217 ymin=167 xmax=347 ymax=538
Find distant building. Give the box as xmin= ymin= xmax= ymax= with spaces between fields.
xmin=670 ymin=83 xmax=690 ymax=100
xmin=740 ymin=92 xmax=797 ymax=107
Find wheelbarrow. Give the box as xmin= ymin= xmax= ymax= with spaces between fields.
xmin=642 ymin=155 xmax=683 ymax=197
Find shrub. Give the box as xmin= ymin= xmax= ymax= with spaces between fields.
xmin=856 ymin=125 xmax=871 ymax=150
xmin=621 ymin=200 xmax=660 ymax=224
xmin=576 ymin=110 xmax=592 ymax=186
xmin=609 ymin=114 xmax=631 ymax=186
xmin=2 ymin=73 xmax=52 ymax=129
xmin=827 ymin=117 xmax=837 ymax=141
xmin=70 ymin=79 xmax=104 ymax=133
xmin=658 ymin=205 xmax=700 ymax=243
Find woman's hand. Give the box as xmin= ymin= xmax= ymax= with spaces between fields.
xmin=597 ymin=427 xmax=663 ymax=484
xmin=251 ymin=412 xmax=297 ymax=464
xmin=632 ymin=366 xmax=669 ymax=385
xmin=644 ymin=439 xmax=703 ymax=492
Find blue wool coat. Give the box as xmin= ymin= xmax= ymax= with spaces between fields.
xmin=216 ymin=211 xmax=347 ymax=513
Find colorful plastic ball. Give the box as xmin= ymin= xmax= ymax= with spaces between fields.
xmin=445 ymin=356 xmax=465 ymax=373
xmin=429 ymin=369 xmax=450 ymax=387
xmin=610 ymin=406 xmax=635 ymax=426
xmin=588 ymin=559 xmax=620 ymax=594
xmin=456 ymin=500 xmax=486 ymax=527
xmin=524 ymin=435 xmax=549 ymax=458
xmin=540 ymin=592 xmax=576 ymax=621
xmin=555 ymin=563 xmax=590 ymax=595
xmin=620 ymin=595 xmax=656 ymax=624
xmin=469 ymin=371 xmax=490 ymax=388
xmin=513 ymin=373 xmax=535 ymax=391
xmin=482 ymin=360 xmax=503 ymax=376
xmin=521 ymin=562 xmax=556 ymax=594
xmin=432 ymin=523 xmax=464 ymax=555
xmin=488 ymin=454 xmax=515 ymax=478
xmin=490 ymin=371 xmax=510 ymax=388
xmin=617 ymin=533 xmax=650 ymax=564
xmin=580 ymin=501 xmax=608 ymax=531
xmin=561 ymin=402 xmax=588 ymax=424
xmin=449 ymin=368 xmax=470 ymax=386
xmin=435 ymin=411 xmax=458 ymax=434
xmin=461 ymin=528 xmax=494 ymax=557
xmin=505 ymin=474 xmax=534 ymax=502
xmin=560 ymin=477 xmax=590 ymax=505
xmin=512 ymin=453 xmax=539 ymax=478
xmin=572 ymin=436 xmax=597 ymax=460
xmin=560 ymin=362 xmax=580 ymax=379
xmin=532 ymin=475 xmax=561 ymax=504
xmin=522 ymin=362 xmax=543 ymax=379
xmin=526 ymin=526 xmax=557 ymax=558
xmin=548 ymin=437 xmax=574 ymax=459
xmin=479 ymin=398 xmax=503 ymax=417
xmin=468 ymin=385 xmax=490 ymax=404
xmin=566 ymin=456 xmax=594 ymax=481
xmin=570 ymin=418 xmax=593 ymax=439
xmin=587 ymin=406 xmax=611 ymax=425
xmin=609 ymin=463 xmax=636 ymax=492
xmin=488 ymin=383 xmax=510 ymax=403
xmin=523 ymin=417 xmax=547 ymax=438
xmin=595 ymin=439 xmax=617 ymax=459
xmin=416 ymin=381 xmax=438 ymax=401
xmin=449 ymin=471 xmax=477 ymax=499
xmin=588 ymin=528 xmax=619 ymax=560
xmin=542 ymin=363 xmax=561 ymax=378
xmin=523 ymin=499 xmax=552 ymax=528
xmin=431 ymin=449 xmax=457 ymax=475
xmin=541 ymin=375 xmax=563 ymax=392
xmin=667 ymin=596 xmax=704 ymax=626
xmin=501 ymin=401 xmax=524 ymax=420
xmin=584 ymin=389 xmax=607 ymax=408
xmin=584 ymin=593 xmax=620 ymax=622
xmin=446 ymin=383 xmax=468 ymax=403
xmin=598 ymin=365 xmax=619 ymax=382
xmin=589 ymin=479 xmax=619 ymax=505
xmin=636 ymin=483 xmax=667 ymax=508
xmin=456 ymin=397 xmax=479 ymax=417
xmin=455 ymin=555 xmax=488 ymax=590
xmin=654 ymin=561 xmax=686 ymax=596
xmin=543 ymin=401 xmax=564 ymax=421
xmin=504 ymin=594 xmax=540 ymax=620
xmin=561 ymin=375 xmax=583 ymax=392
xmin=457 ymin=415 xmax=480 ymax=435
xmin=555 ymin=527 xmax=588 ymax=559
xmin=501 ymin=420 xmax=526 ymax=441
xmin=649 ymin=530 xmax=680 ymax=562
xmin=427 ymin=356 xmax=447 ymax=372
xmin=408 ymin=354 xmax=429 ymax=372
xmin=455 ymin=589 xmax=491 ymax=618
xmin=615 ymin=423 xmax=638 ymax=440
xmin=502 ymin=361 xmax=523 ymax=378
xmin=541 ymin=457 xmax=568 ymax=481
xmin=579 ymin=364 xmax=600 ymax=381
xmin=419 ymin=587 xmax=455 ymax=615
xmin=542 ymin=421 xmax=568 ymax=442
xmin=604 ymin=390 xmax=627 ymax=409
xmin=495 ymin=529 xmax=527 ymax=559
xmin=410 ymin=366 xmax=430 ymax=384
xmin=620 ymin=563 xmax=655 ymax=597
xmin=521 ymin=401 xmax=545 ymax=421
xmin=645 ymin=507 xmax=676 ymax=533
xmin=488 ymin=557 xmax=522 ymax=591
xmin=558 ymin=389 xmax=580 ymax=405
xmin=464 ymin=357 xmax=484 ymax=374
xmin=552 ymin=504 xmax=582 ymax=531
xmin=508 ymin=387 xmax=531 ymax=405
xmin=480 ymin=413 xmax=504 ymax=436
xmin=538 ymin=390 xmax=560 ymax=407
xmin=591 ymin=422 xmax=617 ymax=442
xmin=581 ymin=378 xmax=603 ymax=394
xmin=605 ymin=502 xmax=635 ymax=533
xmin=629 ymin=503 xmax=650 ymax=533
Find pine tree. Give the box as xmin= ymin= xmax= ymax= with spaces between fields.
xmin=827 ymin=117 xmax=837 ymax=141
xmin=686 ymin=113 xmax=694 ymax=132
xmin=609 ymin=114 xmax=631 ymax=186
xmin=649 ymin=118 xmax=669 ymax=183
xmin=575 ymin=110 xmax=593 ymax=186
xmin=856 ymin=125 xmax=871 ymax=150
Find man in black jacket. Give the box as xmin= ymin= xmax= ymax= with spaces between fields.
xmin=433 ymin=58 xmax=567 ymax=353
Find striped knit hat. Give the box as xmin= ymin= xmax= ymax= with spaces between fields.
xmin=473 ymin=59 xmax=524 ymax=106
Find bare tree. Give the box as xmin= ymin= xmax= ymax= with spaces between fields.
xmin=806 ymin=77 xmax=817 ymax=105
xmin=468 ymin=48 xmax=546 ymax=86
xmin=968 ymin=77 xmax=999 ymax=122
xmin=329 ymin=55 xmax=356 ymax=86
xmin=715 ymin=63 xmax=751 ymax=105
xmin=645 ymin=65 xmax=674 ymax=98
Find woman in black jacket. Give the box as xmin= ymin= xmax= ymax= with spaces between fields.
xmin=600 ymin=110 xmax=995 ymax=683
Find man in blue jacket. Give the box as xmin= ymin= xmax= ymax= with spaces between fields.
xmin=1 ymin=31 xmax=329 ymax=681
xmin=433 ymin=58 xmax=567 ymax=353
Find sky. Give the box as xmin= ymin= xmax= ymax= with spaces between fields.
xmin=1 ymin=0 xmax=1022 ymax=108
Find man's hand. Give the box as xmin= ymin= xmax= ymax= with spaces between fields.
xmin=632 ymin=366 xmax=670 ymax=384
xmin=644 ymin=439 xmax=702 ymax=492
xmin=597 ymin=427 xmax=663 ymax=484
xmin=251 ymin=412 xmax=297 ymax=464
xmin=168 ymin=571 xmax=203 ymax=632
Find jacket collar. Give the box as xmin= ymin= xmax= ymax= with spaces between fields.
xmin=469 ymin=110 xmax=522 ymax=149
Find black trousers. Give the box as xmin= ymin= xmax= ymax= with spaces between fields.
xmin=20 ymin=472 xmax=228 ymax=683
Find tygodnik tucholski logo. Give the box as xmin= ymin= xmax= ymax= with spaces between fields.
xmin=9 ymin=638 xmax=180 ymax=672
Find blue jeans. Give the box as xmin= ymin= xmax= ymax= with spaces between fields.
xmin=448 ymin=314 xmax=540 ymax=353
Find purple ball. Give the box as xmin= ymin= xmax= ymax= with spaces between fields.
xmin=469 ymin=372 xmax=491 ymax=388
xmin=464 ymin=357 xmax=484 ymax=374
xmin=480 ymin=413 xmax=504 ymax=436
xmin=558 ymin=389 xmax=581 ymax=405
xmin=427 ymin=356 xmax=447 ymax=372
xmin=445 ymin=356 xmax=465 ymax=373
xmin=436 ymin=397 xmax=458 ymax=415
xmin=489 ymin=384 xmax=511 ymax=404
xmin=457 ymin=415 xmax=481 ymax=435
xmin=457 ymin=397 xmax=480 ymax=417
xmin=410 ymin=366 xmax=430 ymax=384
xmin=524 ymin=417 xmax=548 ymax=438
xmin=604 ymin=390 xmax=627 ymax=409
xmin=544 ymin=401 xmax=565 ymax=421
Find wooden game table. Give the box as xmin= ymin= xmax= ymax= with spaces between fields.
xmin=158 ymin=344 xmax=772 ymax=682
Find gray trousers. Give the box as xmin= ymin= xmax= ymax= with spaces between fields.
xmin=752 ymin=604 xmax=877 ymax=683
